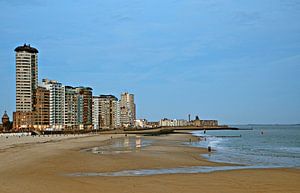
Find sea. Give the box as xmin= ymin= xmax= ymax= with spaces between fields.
xmin=191 ymin=125 xmax=300 ymax=168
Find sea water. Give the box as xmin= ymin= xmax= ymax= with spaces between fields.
xmin=191 ymin=125 xmax=300 ymax=168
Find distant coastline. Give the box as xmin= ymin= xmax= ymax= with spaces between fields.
xmin=245 ymin=124 xmax=300 ymax=126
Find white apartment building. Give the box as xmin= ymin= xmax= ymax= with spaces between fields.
xmin=134 ymin=119 xmax=148 ymax=128
xmin=40 ymin=79 xmax=64 ymax=130
xmin=159 ymin=118 xmax=189 ymax=127
xmin=92 ymin=96 xmax=100 ymax=130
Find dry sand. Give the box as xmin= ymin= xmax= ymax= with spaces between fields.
xmin=0 ymin=133 xmax=299 ymax=193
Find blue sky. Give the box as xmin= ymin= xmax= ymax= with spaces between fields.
xmin=0 ymin=0 xmax=299 ymax=124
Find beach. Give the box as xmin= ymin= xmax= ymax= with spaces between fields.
xmin=0 ymin=133 xmax=299 ymax=193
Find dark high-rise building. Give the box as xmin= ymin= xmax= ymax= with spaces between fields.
xmin=76 ymin=87 xmax=93 ymax=129
xmin=64 ymin=86 xmax=79 ymax=130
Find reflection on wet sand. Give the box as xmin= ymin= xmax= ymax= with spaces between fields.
xmin=83 ymin=136 xmax=151 ymax=155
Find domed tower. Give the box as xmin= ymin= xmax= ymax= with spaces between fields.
xmin=2 ymin=111 xmax=10 ymax=131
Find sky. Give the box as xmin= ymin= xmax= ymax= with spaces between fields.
xmin=0 ymin=0 xmax=299 ymax=124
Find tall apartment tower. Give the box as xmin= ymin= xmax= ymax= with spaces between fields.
xmin=13 ymin=44 xmax=38 ymax=130
xmin=15 ymin=44 xmax=38 ymax=112
xmin=120 ymin=92 xmax=136 ymax=127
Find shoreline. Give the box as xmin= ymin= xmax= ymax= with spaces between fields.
xmin=0 ymin=132 xmax=299 ymax=193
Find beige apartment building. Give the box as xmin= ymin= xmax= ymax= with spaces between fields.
xmin=92 ymin=95 xmax=120 ymax=129
xmin=120 ymin=92 xmax=136 ymax=127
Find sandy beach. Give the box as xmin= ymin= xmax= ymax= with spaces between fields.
xmin=0 ymin=133 xmax=299 ymax=193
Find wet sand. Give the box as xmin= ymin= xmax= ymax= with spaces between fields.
xmin=0 ymin=133 xmax=299 ymax=193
